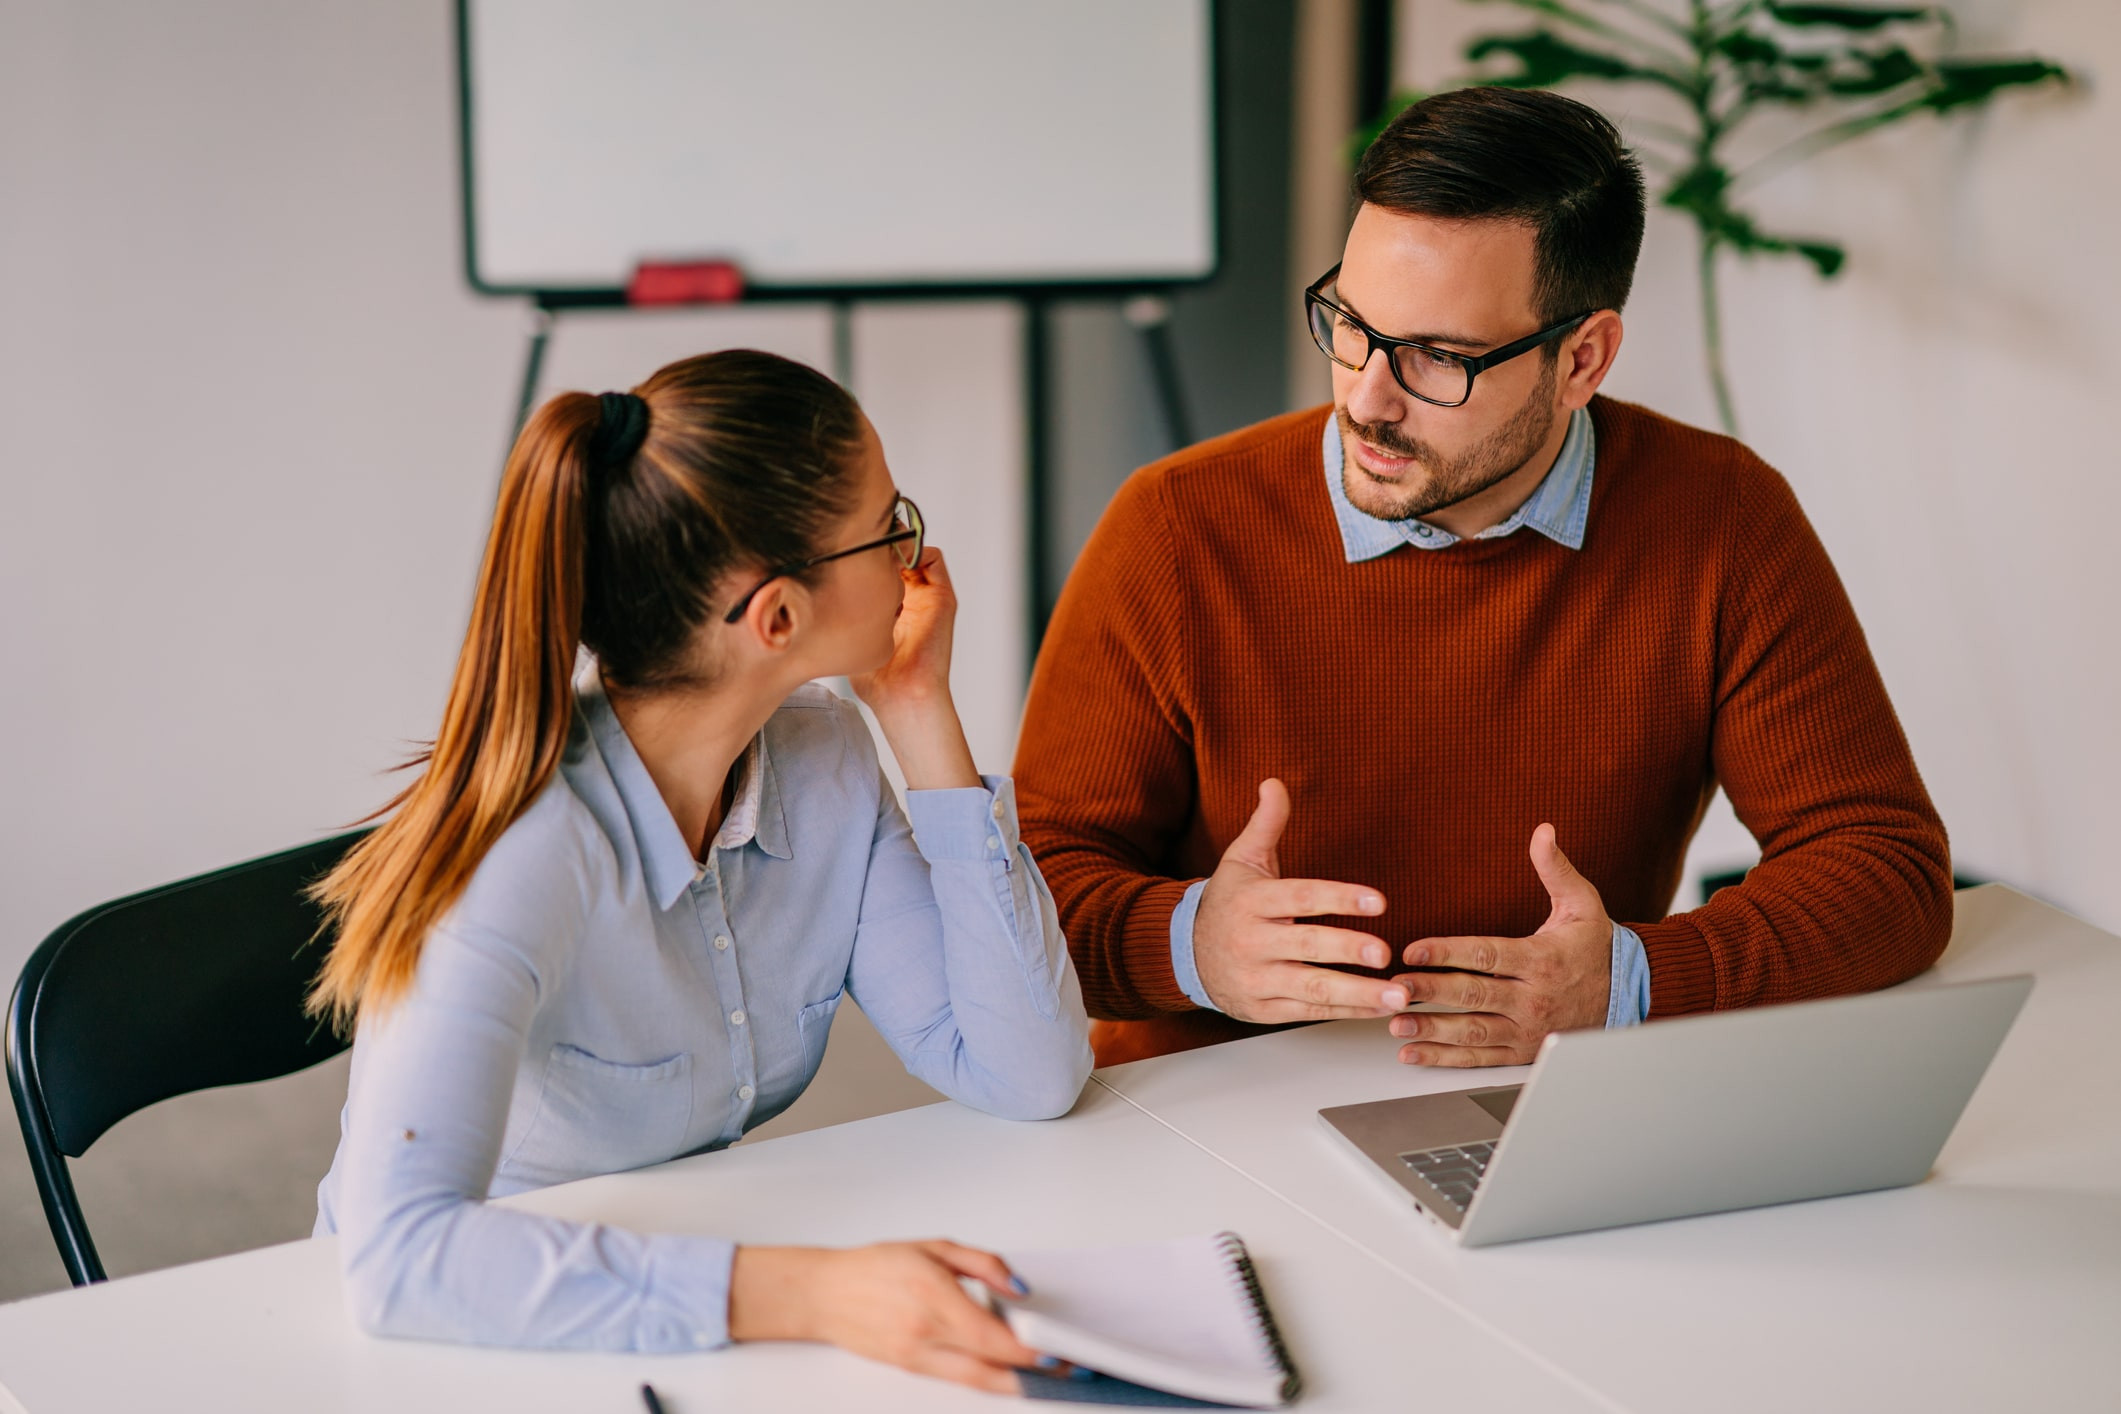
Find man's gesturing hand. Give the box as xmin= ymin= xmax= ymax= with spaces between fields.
xmin=1389 ymin=824 xmax=1613 ymax=1067
xmin=1193 ymin=779 xmax=1409 ymax=1024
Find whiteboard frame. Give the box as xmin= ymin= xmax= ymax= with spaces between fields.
xmin=453 ymin=0 xmax=1225 ymax=305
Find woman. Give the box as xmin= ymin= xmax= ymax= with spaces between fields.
xmin=310 ymin=349 xmax=1092 ymax=1393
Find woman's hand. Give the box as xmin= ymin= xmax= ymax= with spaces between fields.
xmin=851 ymin=546 xmax=957 ymax=712
xmin=850 ymin=548 xmax=981 ymax=790
xmin=728 ymin=1240 xmax=1041 ymax=1395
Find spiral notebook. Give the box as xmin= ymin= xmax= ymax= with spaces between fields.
xmin=984 ymin=1232 xmax=1301 ymax=1409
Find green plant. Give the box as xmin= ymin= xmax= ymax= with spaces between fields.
xmin=1362 ymin=2 xmax=2069 ymax=433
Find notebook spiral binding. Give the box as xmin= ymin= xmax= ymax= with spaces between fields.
xmin=1213 ymin=1231 xmax=1303 ymax=1403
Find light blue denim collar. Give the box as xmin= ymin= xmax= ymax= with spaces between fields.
xmin=578 ymin=666 xmax=793 ymax=910
xmin=1322 ymin=404 xmax=1596 ymax=563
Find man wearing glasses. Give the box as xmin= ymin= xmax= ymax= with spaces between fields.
xmin=1014 ymin=87 xmax=1951 ymax=1068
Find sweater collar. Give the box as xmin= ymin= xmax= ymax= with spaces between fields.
xmin=1321 ymin=405 xmax=1596 ymax=563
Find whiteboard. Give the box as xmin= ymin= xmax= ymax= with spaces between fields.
xmin=460 ymin=0 xmax=1218 ymax=294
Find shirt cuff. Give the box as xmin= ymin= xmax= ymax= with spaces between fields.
xmin=639 ymin=1233 xmax=738 ymax=1352
xmin=905 ymin=775 xmax=1019 ymax=868
xmin=1607 ymin=921 xmax=1651 ymax=1028
xmin=1168 ymin=879 xmax=1217 ymax=1011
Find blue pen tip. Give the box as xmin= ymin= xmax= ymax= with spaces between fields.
xmin=1008 ymin=1275 xmax=1031 ymax=1298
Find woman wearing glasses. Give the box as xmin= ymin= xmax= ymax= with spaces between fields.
xmin=310 ymin=349 xmax=1091 ymax=1393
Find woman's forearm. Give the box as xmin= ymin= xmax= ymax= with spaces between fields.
xmin=867 ymin=688 xmax=980 ymax=791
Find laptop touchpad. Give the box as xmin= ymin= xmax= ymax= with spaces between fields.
xmin=1468 ymin=1085 xmax=1522 ymax=1125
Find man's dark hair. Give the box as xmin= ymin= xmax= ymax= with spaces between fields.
xmin=1354 ymin=87 xmax=1646 ymax=326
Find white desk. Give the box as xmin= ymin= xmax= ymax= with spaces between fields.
xmin=0 ymin=887 xmax=2110 ymax=1413
xmin=0 ymin=1085 xmax=1599 ymax=1413
xmin=1094 ymin=886 xmax=2121 ymax=1412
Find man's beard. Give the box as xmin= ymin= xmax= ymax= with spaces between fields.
xmin=1337 ymin=356 xmax=1560 ymax=522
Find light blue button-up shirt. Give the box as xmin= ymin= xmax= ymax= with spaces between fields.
xmin=1168 ymin=409 xmax=1652 ymax=1029
xmin=315 ymin=671 xmax=1092 ymax=1352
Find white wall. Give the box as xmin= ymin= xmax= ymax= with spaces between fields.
xmin=1396 ymin=0 xmax=2119 ymax=933
xmin=0 ymin=0 xmax=1027 ymax=980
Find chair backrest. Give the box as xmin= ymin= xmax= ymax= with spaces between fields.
xmin=6 ymin=830 xmax=367 ymax=1284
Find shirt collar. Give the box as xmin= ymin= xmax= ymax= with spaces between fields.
xmin=1321 ymin=405 xmax=1596 ymax=563
xmin=577 ymin=667 xmax=794 ymax=913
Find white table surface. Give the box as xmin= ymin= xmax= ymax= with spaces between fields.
xmin=1094 ymin=886 xmax=2121 ymax=1413
xmin=0 ymin=1083 xmax=1603 ymax=1414
xmin=2 ymin=886 xmax=2110 ymax=1413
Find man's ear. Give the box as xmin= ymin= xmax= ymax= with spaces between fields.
xmin=1561 ymin=310 xmax=1624 ymax=409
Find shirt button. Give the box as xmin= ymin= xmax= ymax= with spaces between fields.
xmin=991 ymin=800 xmax=1004 ymax=820
xmin=986 ymin=836 xmax=1000 ymax=852
xmin=714 ymin=934 xmax=730 ymax=951
xmin=730 ymin=1009 xmax=746 ymax=1026
xmin=1416 ymin=526 xmax=1432 ymax=538
xmin=737 ymin=1084 xmax=755 ymax=1102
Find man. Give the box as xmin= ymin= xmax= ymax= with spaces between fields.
xmin=1014 ymin=86 xmax=1952 ymax=1068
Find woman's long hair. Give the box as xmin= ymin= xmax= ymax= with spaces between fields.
xmin=308 ymin=350 xmax=863 ymax=1030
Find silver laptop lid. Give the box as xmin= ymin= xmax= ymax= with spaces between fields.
xmin=1459 ymin=974 xmax=2033 ymax=1246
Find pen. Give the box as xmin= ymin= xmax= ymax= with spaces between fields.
xmin=640 ymin=1382 xmax=666 ymax=1414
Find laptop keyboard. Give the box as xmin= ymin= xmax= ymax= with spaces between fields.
xmin=1399 ymin=1141 xmax=1497 ymax=1212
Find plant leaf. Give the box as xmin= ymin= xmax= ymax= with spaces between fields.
xmin=1822 ymin=44 xmax=1926 ymax=95
xmin=1921 ymin=57 xmax=2071 ymax=112
xmin=1763 ymin=3 xmax=1938 ymax=30
xmin=1464 ymin=30 xmax=1691 ymax=96
xmin=1662 ymin=163 xmax=1846 ymax=277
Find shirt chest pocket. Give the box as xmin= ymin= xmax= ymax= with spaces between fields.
xmin=797 ymin=990 xmax=846 ymax=1080
xmin=503 ymin=1044 xmax=695 ymax=1184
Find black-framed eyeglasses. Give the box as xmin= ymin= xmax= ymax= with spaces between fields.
xmin=1304 ymin=264 xmax=1589 ymax=408
xmin=721 ymin=493 xmax=925 ymax=624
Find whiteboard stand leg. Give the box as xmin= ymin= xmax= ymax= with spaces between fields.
xmin=1123 ymin=293 xmax=1192 ymax=452
xmin=830 ymin=300 xmax=856 ymax=391
xmin=510 ymin=301 xmax=558 ymax=447
xmin=1024 ymin=295 xmax=1052 ymax=663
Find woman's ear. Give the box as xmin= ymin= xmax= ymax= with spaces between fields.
xmin=735 ymin=579 xmax=806 ymax=656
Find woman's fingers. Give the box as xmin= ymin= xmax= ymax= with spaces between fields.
xmin=910 ymin=545 xmax=951 ymax=587
xmin=906 ymin=1344 xmax=1025 ymax=1396
xmin=918 ymin=1240 xmax=1025 ymax=1299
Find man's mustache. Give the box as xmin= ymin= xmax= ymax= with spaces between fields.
xmin=1338 ymin=408 xmax=1427 ymax=461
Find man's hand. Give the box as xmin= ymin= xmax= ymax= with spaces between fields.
xmin=1388 ymin=823 xmax=1612 ymax=1067
xmin=1193 ymin=779 xmax=1409 ymax=1024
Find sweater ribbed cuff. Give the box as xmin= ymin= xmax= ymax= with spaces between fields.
xmin=1115 ymin=877 xmax=1205 ymax=1014
xmin=1631 ymin=917 xmax=1716 ymax=1018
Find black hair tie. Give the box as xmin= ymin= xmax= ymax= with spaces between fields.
xmin=588 ymin=390 xmax=650 ymax=470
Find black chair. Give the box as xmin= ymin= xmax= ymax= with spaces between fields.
xmin=6 ymin=831 xmax=367 ymax=1285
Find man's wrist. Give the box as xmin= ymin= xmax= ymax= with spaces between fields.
xmin=1168 ymin=879 xmax=1218 ymax=1011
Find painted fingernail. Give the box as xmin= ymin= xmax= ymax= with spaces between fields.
xmin=1009 ymin=1276 xmax=1031 ymax=1298
xmin=1069 ymin=1366 xmax=1100 ymax=1382
xmin=1034 ymin=1355 xmax=1063 ymax=1370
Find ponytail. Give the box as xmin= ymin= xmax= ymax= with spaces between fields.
xmin=309 ymin=351 xmax=860 ymax=1029
xmin=308 ymin=392 xmax=606 ymax=1029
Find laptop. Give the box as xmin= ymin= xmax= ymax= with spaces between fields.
xmin=1318 ymin=974 xmax=2032 ymax=1247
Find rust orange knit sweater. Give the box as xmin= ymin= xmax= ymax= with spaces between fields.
xmin=1016 ymin=397 xmax=1952 ymax=1066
